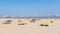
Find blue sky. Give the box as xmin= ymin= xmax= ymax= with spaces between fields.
xmin=0 ymin=0 xmax=60 ymax=17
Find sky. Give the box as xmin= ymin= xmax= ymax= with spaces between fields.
xmin=0 ymin=0 xmax=60 ymax=17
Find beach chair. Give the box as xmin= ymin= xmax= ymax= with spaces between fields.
xmin=30 ymin=19 xmax=36 ymax=23
xmin=3 ymin=20 xmax=12 ymax=24
xmin=18 ymin=19 xmax=28 ymax=25
xmin=40 ymin=19 xmax=54 ymax=26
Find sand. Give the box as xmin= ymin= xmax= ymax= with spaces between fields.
xmin=0 ymin=18 xmax=60 ymax=34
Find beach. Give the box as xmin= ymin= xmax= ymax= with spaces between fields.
xmin=0 ymin=18 xmax=60 ymax=34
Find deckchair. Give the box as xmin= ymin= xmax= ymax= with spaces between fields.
xmin=3 ymin=20 xmax=12 ymax=24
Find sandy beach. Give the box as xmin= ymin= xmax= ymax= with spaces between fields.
xmin=0 ymin=18 xmax=60 ymax=34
